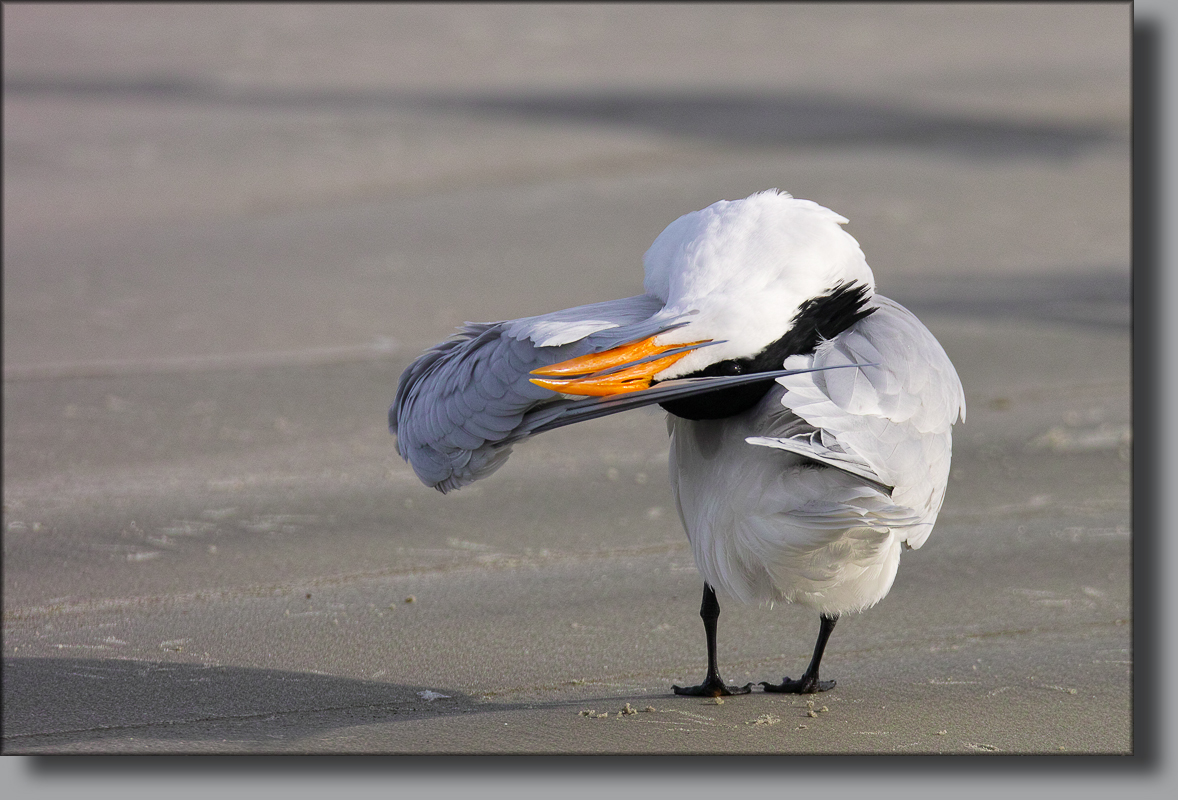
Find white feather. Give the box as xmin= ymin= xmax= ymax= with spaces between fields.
xmin=642 ymin=190 xmax=877 ymax=378
xmin=393 ymin=190 xmax=965 ymax=623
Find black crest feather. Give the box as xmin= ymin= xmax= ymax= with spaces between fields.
xmin=660 ymin=281 xmax=875 ymax=420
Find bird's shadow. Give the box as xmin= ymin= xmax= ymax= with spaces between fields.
xmin=3 ymin=652 xmax=1144 ymax=770
xmin=1 ymin=655 xmax=541 ymax=752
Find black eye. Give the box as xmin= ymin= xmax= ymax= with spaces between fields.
xmin=692 ymin=359 xmax=746 ymax=379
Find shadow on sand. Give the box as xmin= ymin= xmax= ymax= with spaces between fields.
xmin=4 ymin=75 xmax=1121 ymax=160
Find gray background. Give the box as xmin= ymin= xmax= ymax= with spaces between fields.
xmin=1 ymin=0 xmax=1171 ymax=796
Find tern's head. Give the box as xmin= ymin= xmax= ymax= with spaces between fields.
xmin=529 ymin=191 xmax=877 ymax=411
xmin=642 ymin=190 xmax=875 ymax=378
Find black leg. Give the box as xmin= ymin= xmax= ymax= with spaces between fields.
xmin=673 ymin=584 xmax=752 ymax=697
xmin=761 ymin=613 xmax=839 ymax=694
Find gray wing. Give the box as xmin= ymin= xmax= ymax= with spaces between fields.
xmin=746 ymin=295 xmax=966 ymax=549
xmin=391 ymin=294 xmax=668 ymax=493
xmin=392 ymin=293 xmax=857 ymax=494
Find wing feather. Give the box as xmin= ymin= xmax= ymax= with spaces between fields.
xmin=393 ymin=292 xmax=864 ymax=492
xmin=746 ymin=295 xmax=965 ymax=549
xmin=392 ymin=295 xmax=692 ymax=492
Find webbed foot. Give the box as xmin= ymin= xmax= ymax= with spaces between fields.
xmin=673 ymin=677 xmax=753 ymax=697
xmin=760 ymin=676 xmax=836 ymax=694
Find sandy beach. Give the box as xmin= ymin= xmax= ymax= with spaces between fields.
xmin=3 ymin=2 xmax=1165 ymax=795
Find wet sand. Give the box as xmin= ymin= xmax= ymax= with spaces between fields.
xmin=1 ymin=2 xmax=1161 ymax=794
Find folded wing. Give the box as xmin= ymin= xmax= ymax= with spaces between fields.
xmin=746 ymin=295 xmax=965 ymax=549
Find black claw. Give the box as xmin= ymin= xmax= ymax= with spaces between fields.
xmin=759 ymin=615 xmax=840 ymax=695
xmin=673 ymin=679 xmax=753 ymax=697
xmin=759 ymin=677 xmax=836 ymax=694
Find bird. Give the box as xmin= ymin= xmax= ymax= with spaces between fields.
xmin=390 ymin=189 xmax=965 ymax=696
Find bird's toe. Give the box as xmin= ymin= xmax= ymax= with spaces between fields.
xmin=673 ymin=679 xmax=753 ymax=697
xmin=760 ymin=676 xmax=836 ymax=694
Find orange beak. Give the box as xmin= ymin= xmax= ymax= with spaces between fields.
xmin=529 ymin=335 xmax=708 ymax=397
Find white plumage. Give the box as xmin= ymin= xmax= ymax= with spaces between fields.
xmin=391 ymin=190 xmax=965 ymax=695
xmin=670 ymin=297 xmax=961 ymax=614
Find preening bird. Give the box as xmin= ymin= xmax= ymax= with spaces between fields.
xmin=391 ymin=190 xmax=965 ymax=695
